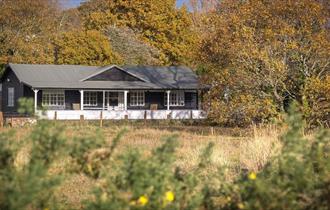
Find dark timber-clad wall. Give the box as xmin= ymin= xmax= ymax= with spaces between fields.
xmin=34 ymin=90 xmax=198 ymax=110
xmin=127 ymin=91 xmax=198 ymax=110
xmin=87 ymin=68 xmax=140 ymax=81
xmin=35 ymin=90 xmax=81 ymax=110
xmin=1 ymin=68 xmax=24 ymax=115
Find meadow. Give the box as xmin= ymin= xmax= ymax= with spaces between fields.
xmin=1 ymin=109 xmax=329 ymax=210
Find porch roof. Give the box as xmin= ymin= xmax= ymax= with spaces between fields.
xmin=5 ymin=63 xmax=200 ymax=90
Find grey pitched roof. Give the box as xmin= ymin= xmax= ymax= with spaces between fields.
xmin=5 ymin=63 xmax=199 ymax=90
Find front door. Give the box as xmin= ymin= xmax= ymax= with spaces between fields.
xmin=106 ymin=92 xmax=124 ymax=110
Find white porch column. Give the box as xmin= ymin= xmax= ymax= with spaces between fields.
xmin=166 ymin=90 xmax=171 ymax=111
xmin=33 ymin=89 xmax=39 ymax=112
xmin=102 ymin=91 xmax=105 ymax=110
xmin=79 ymin=90 xmax=84 ymax=110
xmin=124 ymin=90 xmax=128 ymax=111
xmin=198 ymin=90 xmax=202 ymax=110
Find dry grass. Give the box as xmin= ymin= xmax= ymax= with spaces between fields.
xmin=240 ymin=124 xmax=281 ymax=172
xmin=0 ymin=123 xmax=282 ymax=208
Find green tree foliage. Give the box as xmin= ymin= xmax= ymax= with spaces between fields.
xmin=79 ymin=0 xmax=197 ymax=65
xmin=0 ymin=0 xmax=60 ymax=64
xmin=199 ymin=0 xmax=330 ymax=126
xmin=54 ymin=30 xmax=122 ymax=65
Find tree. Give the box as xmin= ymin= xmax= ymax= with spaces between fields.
xmin=78 ymin=0 xmax=196 ymax=65
xmin=199 ymin=0 xmax=330 ymax=126
xmin=54 ymin=30 xmax=122 ymax=66
xmin=106 ymin=26 xmax=161 ymax=65
xmin=302 ymin=76 xmax=330 ymax=127
xmin=0 ymin=0 xmax=61 ymax=64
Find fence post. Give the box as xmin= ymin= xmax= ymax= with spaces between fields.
xmin=0 ymin=112 xmax=3 ymax=127
xmin=167 ymin=112 xmax=171 ymax=120
xmin=210 ymin=127 xmax=214 ymax=135
xmin=100 ymin=111 xmax=103 ymax=127
xmin=80 ymin=115 xmax=84 ymax=123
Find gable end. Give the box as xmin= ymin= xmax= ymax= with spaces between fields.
xmin=86 ymin=67 xmax=141 ymax=81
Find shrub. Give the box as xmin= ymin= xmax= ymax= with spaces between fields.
xmin=213 ymin=104 xmax=330 ymax=210
xmin=0 ymin=120 xmax=66 ymax=210
xmin=0 ymin=103 xmax=329 ymax=210
xmin=85 ymin=135 xmax=206 ymax=210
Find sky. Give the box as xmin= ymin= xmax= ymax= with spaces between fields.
xmin=61 ymin=0 xmax=188 ymax=8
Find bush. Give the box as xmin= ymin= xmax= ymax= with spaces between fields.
xmin=0 ymin=120 xmax=66 ymax=210
xmin=0 ymin=103 xmax=329 ymax=210
xmin=206 ymin=104 xmax=330 ymax=210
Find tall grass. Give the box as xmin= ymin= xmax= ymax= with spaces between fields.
xmin=0 ymin=105 xmax=329 ymax=209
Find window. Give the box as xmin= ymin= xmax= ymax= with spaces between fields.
xmin=42 ymin=90 xmax=65 ymax=106
xmin=84 ymin=91 xmax=98 ymax=106
xmin=8 ymin=87 xmax=14 ymax=107
xmin=130 ymin=91 xmax=145 ymax=106
xmin=164 ymin=91 xmax=185 ymax=106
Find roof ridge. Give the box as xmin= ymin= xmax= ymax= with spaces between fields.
xmin=9 ymin=63 xmax=100 ymax=68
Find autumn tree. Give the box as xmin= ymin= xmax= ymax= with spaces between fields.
xmin=58 ymin=8 xmax=83 ymax=32
xmin=54 ymin=30 xmax=122 ymax=66
xmin=0 ymin=0 xmax=61 ymax=64
xmin=106 ymin=26 xmax=161 ymax=65
xmin=78 ymin=0 xmax=196 ymax=65
xmin=199 ymin=0 xmax=330 ymax=126
xmin=302 ymin=76 xmax=330 ymax=127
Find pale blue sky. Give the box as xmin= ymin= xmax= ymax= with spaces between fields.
xmin=61 ymin=0 xmax=188 ymax=8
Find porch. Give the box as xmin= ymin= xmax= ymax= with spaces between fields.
xmin=32 ymin=89 xmax=205 ymax=120
xmin=40 ymin=110 xmax=206 ymax=120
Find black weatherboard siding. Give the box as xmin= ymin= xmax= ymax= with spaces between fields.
xmin=35 ymin=90 xmax=81 ymax=110
xmin=127 ymin=91 xmax=198 ymax=110
xmin=34 ymin=90 xmax=198 ymax=111
xmin=1 ymin=67 xmax=24 ymax=115
xmin=86 ymin=67 xmax=140 ymax=81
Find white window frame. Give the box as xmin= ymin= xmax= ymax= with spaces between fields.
xmin=84 ymin=91 xmax=98 ymax=106
xmin=42 ymin=90 xmax=65 ymax=107
xmin=164 ymin=90 xmax=185 ymax=106
xmin=130 ymin=91 xmax=145 ymax=106
xmin=8 ymin=87 xmax=14 ymax=107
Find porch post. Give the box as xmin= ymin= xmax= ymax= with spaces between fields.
xmin=124 ymin=90 xmax=128 ymax=111
xmin=166 ymin=90 xmax=171 ymax=111
xmin=198 ymin=90 xmax=202 ymax=110
xmin=102 ymin=90 xmax=105 ymax=110
xmin=79 ymin=90 xmax=84 ymax=110
xmin=33 ymin=89 xmax=39 ymax=112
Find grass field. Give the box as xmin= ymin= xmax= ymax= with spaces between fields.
xmin=2 ymin=122 xmax=281 ymax=208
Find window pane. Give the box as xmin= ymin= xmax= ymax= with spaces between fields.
xmin=84 ymin=92 xmax=97 ymax=106
xmin=130 ymin=91 xmax=144 ymax=106
xmin=8 ymin=88 xmax=14 ymax=107
xmin=165 ymin=91 xmax=185 ymax=107
xmin=42 ymin=90 xmax=65 ymax=106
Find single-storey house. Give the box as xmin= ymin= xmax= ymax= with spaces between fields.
xmin=0 ymin=63 xmax=206 ymax=120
